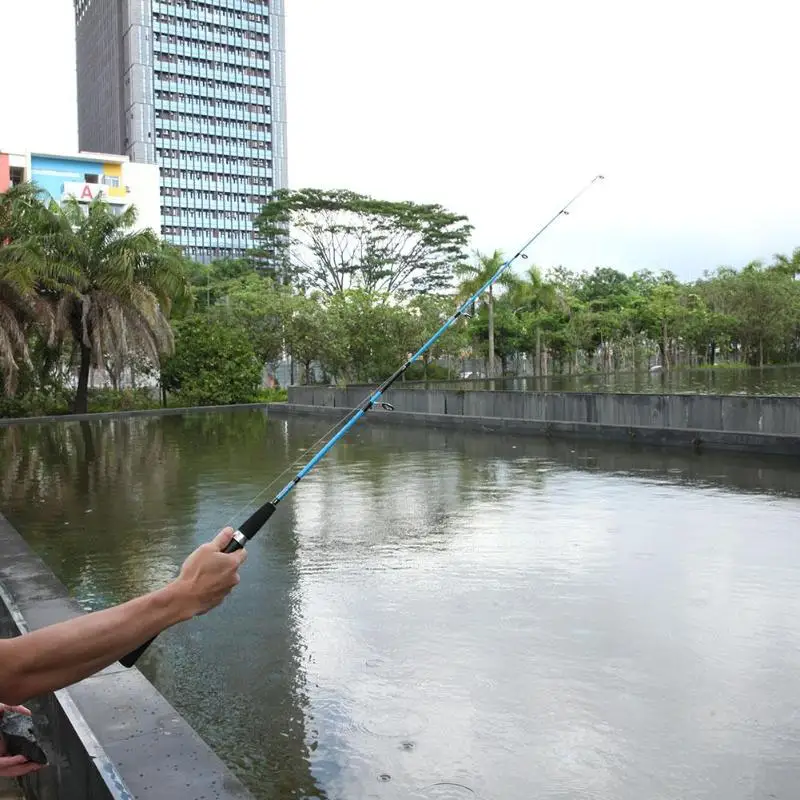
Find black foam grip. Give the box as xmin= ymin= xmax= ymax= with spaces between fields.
xmin=222 ymin=537 xmax=242 ymax=554
xmin=238 ymin=502 xmax=277 ymax=540
xmin=120 ymin=635 xmax=156 ymax=668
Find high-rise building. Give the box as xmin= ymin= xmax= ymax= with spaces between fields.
xmin=73 ymin=0 xmax=287 ymax=263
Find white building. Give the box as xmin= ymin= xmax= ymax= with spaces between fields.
xmin=1 ymin=149 xmax=161 ymax=235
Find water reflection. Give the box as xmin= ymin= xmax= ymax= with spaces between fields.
xmin=0 ymin=411 xmax=323 ymax=799
xmin=1 ymin=412 xmax=800 ymax=798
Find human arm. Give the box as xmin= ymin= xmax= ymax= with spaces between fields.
xmin=0 ymin=527 xmax=246 ymax=706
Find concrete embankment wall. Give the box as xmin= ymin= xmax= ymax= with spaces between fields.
xmin=282 ymin=387 xmax=800 ymax=455
xmin=0 ymin=515 xmax=253 ymax=800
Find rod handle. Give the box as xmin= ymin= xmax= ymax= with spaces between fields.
xmin=221 ymin=537 xmax=243 ymax=554
xmin=119 ymin=503 xmax=277 ymax=668
xmin=120 ymin=636 xmax=156 ymax=668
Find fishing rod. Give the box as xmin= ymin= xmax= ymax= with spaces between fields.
xmin=120 ymin=173 xmax=604 ymax=668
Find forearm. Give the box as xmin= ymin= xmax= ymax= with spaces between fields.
xmin=0 ymin=583 xmax=191 ymax=704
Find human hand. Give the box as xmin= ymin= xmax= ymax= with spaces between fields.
xmin=0 ymin=704 xmax=44 ymax=778
xmin=170 ymin=527 xmax=247 ymax=620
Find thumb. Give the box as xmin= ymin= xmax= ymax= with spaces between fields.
xmin=211 ymin=527 xmax=236 ymax=551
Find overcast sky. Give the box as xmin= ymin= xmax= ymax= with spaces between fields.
xmin=1 ymin=0 xmax=797 ymax=280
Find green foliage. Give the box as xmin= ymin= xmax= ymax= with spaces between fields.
xmin=451 ymin=258 xmax=800 ymax=375
xmin=728 ymin=261 xmax=797 ymax=366
xmin=455 ymin=249 xmax=518 ymax=375
xmin=404 ymin=362 xmax=453 ymax=381
xmin=0 ymin=390 xmax=70 ymax=419
xmin=254 ymin=187 xmax=473 ymax=297
xmin=407 ymin=292 xmax=466 ymax=374
xmin=1 ymin=188 xmax=193 ymax=411
xmin=161 ymin=315 xmax=262 ymax=406
xmin=86 ymin=388 xmax=158 ymax=413
xmin=252 ymin=387 xmax=289 ymax=403
xmin=284 ymin=291 xmax=333 ymax=382
xmin=208 ymin=273 xmax=290 ymax=365
xmin=0 ymin=387 xmax=157 ymax=418
xmin=771 ymin=247 xmax=800 ymax=279
xmin=468 ymin=298 xmax=524 ymax=371
xmin=322 ymin=289 xmax=419 ymax=383
xmin=184 ymin=257 xmax=261 ymax=313
xmin=3 ymin=179 xmax=800 ymax=410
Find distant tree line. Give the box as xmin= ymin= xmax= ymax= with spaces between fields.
xmin=0 ymin=181 xmax=798 ymax=416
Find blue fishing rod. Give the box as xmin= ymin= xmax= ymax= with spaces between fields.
xmin=120 ymin=174 xmax=604 ymax=668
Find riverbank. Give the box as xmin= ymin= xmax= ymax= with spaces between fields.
xmin=0 ymin=387 xmax=286 ymax=421
xmin=0 ymin=401 xmax=270 ymax=426
xmin=279 ymin=386 xmax=800 ymax=456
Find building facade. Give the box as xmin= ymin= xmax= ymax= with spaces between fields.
xmin=73 ymin=0 xmax=287 ymax=263
xmin=0 ymin=150 xmax=161 ymax=234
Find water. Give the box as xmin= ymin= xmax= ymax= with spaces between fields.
xmin=406 ymin=364 xmax=800 ymax=395
xmin=1 ymin=409 xmax=800 ymax=799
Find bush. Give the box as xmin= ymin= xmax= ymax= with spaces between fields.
xmin=161 ymin=315 xmax=263 ymax=406
xmin=0 ymin=390 xmax=71 ymax=419
xmin=252 ymin=387 xmax=288 ymax=403
xmin=403 ymin=362 xmax=453 ymax=381
xmin=86 ymin=388 xmax=158 ymax=413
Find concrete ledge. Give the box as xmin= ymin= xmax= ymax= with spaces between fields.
xmin=268 ymin=403 xmax=800 ymax=457
xmin=0 ymin=515 xmax=253 ymax=800
xmin=287 ymin=386 xmax=800 ymax=439
xmin=0 ymin=403 xmax=270 ymax=427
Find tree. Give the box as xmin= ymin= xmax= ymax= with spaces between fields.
xmin=575 ymin=266 xmax=632 ymax=307
xmin=323 ymin=290 xmax=418 ymax=383
xmin=210 ymin=273 xmax=290 ymax=366
xmin=161 ymin=315 xmax=262 ymax=405
xmin=254 ymin=188 xmax=473 ymax=297
xmin=0 ymin=184 xmax=72 ymax=394
xmin=406 ymin=293 xmax=468 ymax=379
xmin=284 ymin=292 xmax=332 ymax=385
xmin=468 ymin=295 xmax=524 ymax=375
xmin=505 ymin=265 xmax=560 ymax=375
xmin=184 ymin=257 xmax=257 ymax=312
xmin=10 ymin=197 xmax=192 ymax=413
xmin=730 ymin=261 xmax=797 ymax=366
xmin=771 ymin=247 xmax=800 ymax=279
xmin=455 ymin=249 xmax=516 ymax=377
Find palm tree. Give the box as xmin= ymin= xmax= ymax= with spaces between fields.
xmin=506 ymin=265 xmax=562 ymax=375
xmin=0 ymin=183 xmax=65 ymax=394
xmin=771 ymin=247 xmax=800 ymax=279
xmin=11 ymin=197 xmax=191 ymax=412
xmin=454 ymin=249 xmax=516 ymax=377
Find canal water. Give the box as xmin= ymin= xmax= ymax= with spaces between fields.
xmin=411 ymin=364 xmax=800 ymax=395
xmin=1 ymin=409 xmax=800 ymax=799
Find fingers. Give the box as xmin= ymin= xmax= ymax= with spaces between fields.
xmin=0 ymin=759 xmax=44 ymax=777
xmin=0 ymin=705 xmax=31 ymax=716
xmin=0 ymin=755 xmax=28 ymax=768
xmin=211 ymin=526 xmax=235 ymax=551
xmin=210 ymin=527 xmax=247 ymax=565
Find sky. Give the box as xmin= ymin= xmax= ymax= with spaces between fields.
xmin=1 ymin=0 xmax=798 ymax=281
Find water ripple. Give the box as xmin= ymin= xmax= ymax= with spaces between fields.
xmin=2 ymin=411 xmax=800 ymax=800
